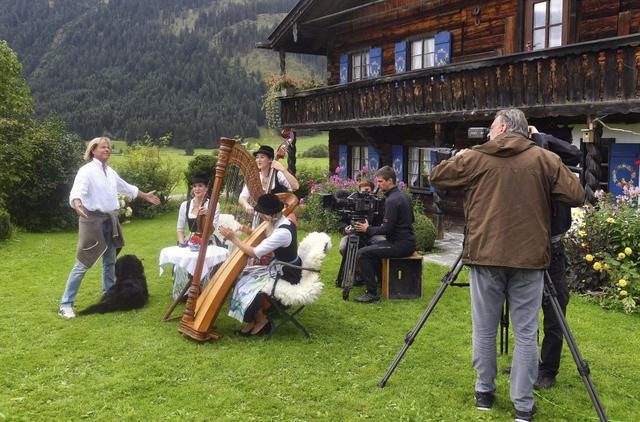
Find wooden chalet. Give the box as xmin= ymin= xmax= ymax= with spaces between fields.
xmin=258 ymin=0 xmax=640 ymax=222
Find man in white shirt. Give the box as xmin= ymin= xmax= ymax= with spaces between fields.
xmin=59 ymin=137 xmax=160 ymax=319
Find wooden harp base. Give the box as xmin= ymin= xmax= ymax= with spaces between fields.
xmin=178 ymin=321 xmax=223 ymax=341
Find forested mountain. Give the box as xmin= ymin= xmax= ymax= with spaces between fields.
xmin=0 ymin=0 xmax=325 ymax=147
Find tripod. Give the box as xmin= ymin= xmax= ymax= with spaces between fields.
xmin=378 ymin=253 xmax=608 ymax=422
xmin=338 ymin=232 xmax=361 ymax=301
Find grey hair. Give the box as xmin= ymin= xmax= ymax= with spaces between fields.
xmin=495 ymin=108 xmax=529 ymax=138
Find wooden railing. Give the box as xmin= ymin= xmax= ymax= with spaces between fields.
xmin=280 ymin=34 xmax=640 ymax=129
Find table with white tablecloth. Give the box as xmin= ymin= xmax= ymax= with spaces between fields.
xmin=159 ymin=245 xmax=229 ymax=299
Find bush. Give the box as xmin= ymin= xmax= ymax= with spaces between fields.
xmin=184 ymin=154 xmax=217 ymax=192
xmin=116 ymin=145 xmax=180 ymax=218
xmin=1 ymin=116 xmax=84 ymax=231
xmin=414 ymin=213 xmax=437 ymax=252
xmin=565 ymin=187 xmax=640 ymax=313
xmin=293 ymin=166 xmax=328 ymax=199
xmin=184 ymin=140 xmax=195 ymax=156
xmin=301 ymin=144 xmax=329 ymax=158
xmin=297 ymin=192 xmax=340 ymax=233
xmin=0 ymin=207 xmax=11 ymax=240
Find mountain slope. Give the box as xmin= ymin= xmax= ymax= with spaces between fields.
xmin=0 ymin=0 xmax=325 ymax=146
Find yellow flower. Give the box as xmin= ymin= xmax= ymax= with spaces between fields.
xmin=606 ymin=217 xmax=615 ymax=224
xmin=584 ymin=254 xmax=594 ymax=262
xmin=578 ymin=230 xmax=587 ymax=237
xmin=579 ymin=222 xmax=586 ymax=228
xmin=620 ymin=290 xmax=628 ymax=297
xmin=603 ymin=263 xmax=610 ymax=270
xmin=592 ymin=262 xmax=602 ymax=271
xmin=625 ymin=247 xmax=633 ymax=256
xmin=618 ymin=252 xmax=627 ymax=260
xmin=618 ymin=279 xmax=628 ymax=288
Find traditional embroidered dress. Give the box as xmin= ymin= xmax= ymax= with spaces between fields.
xmin=228 ymin=216 xmax=301 ymax=322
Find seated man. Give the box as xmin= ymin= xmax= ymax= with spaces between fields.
xmin=335 ymin=179 xmax=385 ymax=286
xmin=353 ymin=166 xmax=416 ymax=303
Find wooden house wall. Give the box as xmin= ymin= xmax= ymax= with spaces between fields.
xmin=325 ymin=0 xmax=640 ymax=85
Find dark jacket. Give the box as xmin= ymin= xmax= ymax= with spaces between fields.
xmin=430 ymin=132 xmax=584 ymax=269
xmin=531 ymin=132 xmax=581 ymax=237
xmin=367 ymin=186 xmax=415 ymax=245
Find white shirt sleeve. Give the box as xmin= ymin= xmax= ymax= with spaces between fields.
xmin=213 ymin=202 xmax=221 ymax=227
xmin=114 ymin=169 xmax=139 ymax=199
xmin=69 ymin=165 xmax=89 ymax=208
xmin=239 ymin=184 xmax=250 ymax=201
xmin=253 ymin=227 xmax=292 ymax=258
xmin=277 ymin=171 xmax=292 ymax=190
xmin=176 ymin=201 xmax=188 ymax=232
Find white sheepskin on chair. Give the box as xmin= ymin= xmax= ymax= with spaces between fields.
xmin=261 ymin=232 xmax=332 ymax=306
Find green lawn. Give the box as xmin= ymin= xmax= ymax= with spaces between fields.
xmin=1 ymin=210 xmax=638 ymax=420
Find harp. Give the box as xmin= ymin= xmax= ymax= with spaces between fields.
xmin=178 ymin=137 xmax=298 ymax=341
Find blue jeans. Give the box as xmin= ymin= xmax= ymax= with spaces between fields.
xmin=470 ymin=265 xmax=543 ymax=412
xmin=60 ymin=221 xmax=117 ymax=307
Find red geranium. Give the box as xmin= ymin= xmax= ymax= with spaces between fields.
xmin=189 ymin=235 xmax=202 ymax=245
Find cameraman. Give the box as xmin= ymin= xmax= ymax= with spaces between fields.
xmin=529 ymin=126 xmax=581 ymax=390
xmin=430 ymin=109 xmax=583 ymax=421
xmin=353 ymin=166 xmax=416 ymax=303
xmin=335 ymin=180 xmax=386 ymax=286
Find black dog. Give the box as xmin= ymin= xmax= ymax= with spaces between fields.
xmin=78 ymin=255 xmax=149 ymax=315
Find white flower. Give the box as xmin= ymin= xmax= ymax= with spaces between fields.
xmin=125 ymin=207 xmax=133 ymax=218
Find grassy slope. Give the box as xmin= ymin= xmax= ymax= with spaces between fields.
xmin=0 ymin=211 xmax=639 ymax=420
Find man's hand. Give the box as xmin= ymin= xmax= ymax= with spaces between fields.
xmin=354 ymin=219 xmax=369 ymax=233
xmin=528 ymin=125 xmax=539 ymax=136
xmin=244 ymin=204 xmax=255 ymax=215
xmin=140 ymin=190 xmax=161 ymax=205
xmin=73 ymin=199 xmax=88 ymax=218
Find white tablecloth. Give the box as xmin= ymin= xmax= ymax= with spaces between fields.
xmin=159 ymin=245 xmax=229 ymax=280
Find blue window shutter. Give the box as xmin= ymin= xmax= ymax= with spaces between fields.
xmin=368 ymin=146 xmax=380 ymax=170
xmin=395 ymin=42 xmax=407 ymax=73
xmin=429 ymin=150 xmax=439 ymax=192
xmin=369 ymin=47 xmax=382 ymax=78
xmin=434 ymin=32 xmax=451 ymax=67
xmin=392 ymin=145 xmax=404 ymax=182
xmin=339 ymin=54 xmax=349 ymax=84
xmin=338 ymin=144 xmax=348 ymax=178
xmin=609 ymin=144 xmax=640 ymax=197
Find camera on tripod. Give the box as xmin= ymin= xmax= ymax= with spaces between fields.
xmin=320 ymin=189 xmax=385 ymax=227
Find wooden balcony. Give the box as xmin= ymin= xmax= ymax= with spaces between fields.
xmin=280 ymin=35 xmax=640 ymax=130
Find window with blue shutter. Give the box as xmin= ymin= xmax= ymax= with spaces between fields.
xmin=339 ymin=54 xmax=349 ymax=84
xmin=369 ymin=47 xmax=382 ymax=78
xmin=368 ymin=146 xmax=380 ymax=170
xmin=392 ymin=145 xmax=404 ymax=182
xmin=609 ymin=144 xmax=640 ymax=197
xmin=434 ymin=31 xmax=451 ymax=67
xmin=338 ymin=144 xmax=348 ymax=178
xmin=395 ymin=42 xmax=407 ymax=73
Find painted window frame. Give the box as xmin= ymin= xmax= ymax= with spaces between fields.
xmin=350 ymin=50 xmax=370 ymax=81
xmin=524 ymin=0 xmax=570 ymax=51
xmin=409 ymin=36 xmax=436 ymax=70
xmin=407 ymin=146 xmax=432 ymax=190
xmin=351 ymin=145 xmax=369 ymax=179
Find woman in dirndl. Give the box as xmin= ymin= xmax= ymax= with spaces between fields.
xmin=219 ymin=193 xmax=301 ymax=336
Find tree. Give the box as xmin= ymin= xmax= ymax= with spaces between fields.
xmin=0 ymin=40 xmax=33 ymax=117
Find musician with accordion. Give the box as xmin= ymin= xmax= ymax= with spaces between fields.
xmin=219 ymin=193 xmax=301 ymax=337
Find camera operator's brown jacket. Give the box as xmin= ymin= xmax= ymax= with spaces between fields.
xmin=430 ymin=132 xmax=584 ymax=269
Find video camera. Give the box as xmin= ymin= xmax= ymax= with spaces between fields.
xmin=320 ymin=189 xmax=385 ymax=227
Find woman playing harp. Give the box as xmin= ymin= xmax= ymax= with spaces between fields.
xmin=219 ymin=193 xmax=301 ymax=336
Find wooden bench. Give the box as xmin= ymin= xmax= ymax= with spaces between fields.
xmin=381 ymin=252 xmax=423 ymax=299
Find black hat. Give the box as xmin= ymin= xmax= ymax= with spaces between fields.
xmin=253 ymin=145 xmax=274 ymax=160
xmin=254 ymin=193 xmax=284 ymax=215
xmin=190 ymin=174 xmax=209 ymax=185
